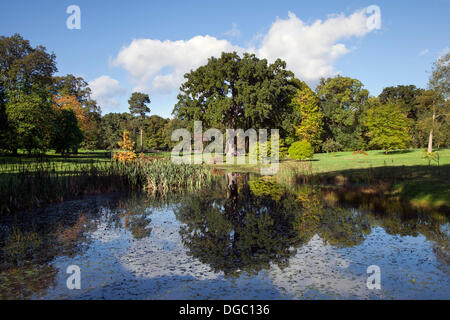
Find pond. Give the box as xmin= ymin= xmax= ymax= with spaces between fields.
xmin=0 ymin=172 xmax=449 ymax=299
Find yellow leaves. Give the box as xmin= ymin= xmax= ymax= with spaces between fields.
xmin=118 ymin=130 xmax=135 ymax=151
xmin=113 ymin=151 xmax=137 ymax=162
xmin=291 ymin=87 xmax=324 ymax=148
xmin=114 ymin=130 xmax=137 ymax=163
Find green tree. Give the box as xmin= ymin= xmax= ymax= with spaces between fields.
xmin=317 ymin=76 xmax=369 ymax=151
xmin=0 ymin=34 xmax=57 ymax=153
xmin=5 ymin=89 xmax=54 ymax=154
xmin=53 ymin=74 xmax=91 ymax=104
xmin=379 ymin=85 xmax=425 ymax=147
xmin=289 ymin=81 xmax=324 ymax=150
xmin=128 ymin=92 xmax=151 ymax=152
xmin=364 ymin=103 xmax=411 ymax=153
xmin=415 ymin=90 xmax=450 ymax=149
xmin=425 ymin=52 xmax=449 ymax=153
xmin=82 ymin=110 xmax=103 ymax=150
xmin=162 ymin=118 xmax=189 ymax=150
xmin=50 ymin=109 xmax=83 ymax=154
xmin=143 ymin=115 xmax=169 ymax=150
xmin=101 ymin=112 xmax=136 ymax=150
xmin=53 ymin=74 xmax=103 ymax=150
xmin=173 ymin=52 xmax=296 ymax=154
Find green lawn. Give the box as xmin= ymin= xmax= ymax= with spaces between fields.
xmin=0 ymin=150 xmax=113 ymax=173
xmin=1 ymin=148 xmax=448 ymax=173
xmin=309 ymin=148 xmax=450 ymax=173
xmin=209 ymin=148 xmax=450 ymax=173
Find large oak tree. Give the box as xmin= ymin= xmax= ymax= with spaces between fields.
xmin=173 ymin=52 xmax=297 ymax=152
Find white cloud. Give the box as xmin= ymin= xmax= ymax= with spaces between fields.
xmin=88 ymin=75 xmax=126 ymax=111
xmin=113 ymin=35 xmax=242 ymax=93
xmin=223 ymin=22 xmax=241 ymax=38
xmin=258 ymin=10 xmax=373 ymax=83
xmin=419 ymin=49 xmax=429 ymax=56
xmin=113 ymin=8 xmax=376 ymax=93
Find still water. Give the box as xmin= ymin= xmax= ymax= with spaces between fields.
xmin=0 ymin=173 xmax=449 ymax=299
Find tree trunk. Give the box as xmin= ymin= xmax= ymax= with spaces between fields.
xmin=427 ymin=107 xmax=436 ymax=153
xmin=140 ymin=128 xmax=143 ymax=153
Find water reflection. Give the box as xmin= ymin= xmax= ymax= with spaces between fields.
xmin=0 ymin=173 xmax=449 ymax=299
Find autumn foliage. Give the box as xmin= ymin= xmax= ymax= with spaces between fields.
xmin=113 ymin=130 xmax=137 ymax=162
xmin=52 ymin=95 xmax=88 ymax=131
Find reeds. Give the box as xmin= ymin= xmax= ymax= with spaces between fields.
xmin=0 ymin=159 xmax=212 ymax=214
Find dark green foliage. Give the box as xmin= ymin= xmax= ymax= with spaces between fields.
xmin=317 ymin=76 xmax=369 ymax=151
xmin=5 ymin=89 xmax=54 ymax=154
xmin=143 ymin=115 xmax=169 ymax=150
xmin=162 ymin=118 xmax=190 ymax=150
xmin=128 ymin=92 xmax=151 ymax=152
xmin=51 ymin=109 xmax=84 ymax=154
xmin=80 ymin=109 xmax=103 ymax=150
xmin=173 ymin=52 xmax=296 ymax=133
xmin=101 ymin=112 xmax=137 ymax=150
xmin=0 ymin=34 xmax=57 ymax=152
xmin=322 ymin=138 xmax=342 ymax=153
xmin=128 ymin=92 xmax=150 ymax=118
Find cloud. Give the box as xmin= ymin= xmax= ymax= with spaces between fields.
xmin=418 ymin=49 xmax=429 ymax=56
xmin=88 ymin=75 xmax=126 ymax=111
xmin=258 ymin=10 xmax=373 ymax=83
xmin=113 ymin=36 xmax=242 ymax=93
xmin=113 ymin=8 xmax=376 ymax=93
xmin=223 ymin=23 xmax=241 ymax=38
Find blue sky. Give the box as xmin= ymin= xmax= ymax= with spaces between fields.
xmin=1 ymin=0 xmax=449 ymax=118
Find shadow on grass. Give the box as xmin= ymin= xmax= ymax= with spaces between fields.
xmin=0 ymin=151 xmax=112 ymax=167
xmin=309 ymin=164 xmax=450 ymax=211
xmin=377 ymin=149 xmax=414 ymax=155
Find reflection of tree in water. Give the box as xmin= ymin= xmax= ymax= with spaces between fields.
xmin=0 ymin=204 xmax=98 ymax=299
xmin=119 ymin=195 xmax=153 ymax=240
xmin=293 ymin=185 xmax=371 ymax=247
xmin=176 ymin=174 xmax=372 ymax=276
xmin=318 ymin=187 xmax=450 ymax=272
xmin=176 ymin=174 xmax=450 ymax=276
xmin=176 ymin=174 xmax=302 ymax=276
xmin=0 ymin=194 xmax=154 ymax=299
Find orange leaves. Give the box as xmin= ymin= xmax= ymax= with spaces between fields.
xmin=52 ymin=95 xmax=87 ymax=131
xmin=113 ymin=130 xmax=137 ymax=162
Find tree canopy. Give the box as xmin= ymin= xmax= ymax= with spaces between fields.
xmin=173 ymin=52 xmax=296 ymax=132
xmin=364 ymin=103 xmax=411 ymax=153
xmin=317 ymin=76 xmax=369 ymax=151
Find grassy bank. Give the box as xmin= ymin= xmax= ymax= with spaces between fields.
xmin=0 ymin=158 xmax=211 ymax=214
xmin=1 ymin=148 xmax=448 ymax=212
xmin=210 ymin=148 xmax=450 ymax=210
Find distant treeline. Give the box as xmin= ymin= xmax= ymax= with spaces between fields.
xmin=0 ymin=34 xmax=448 ymax=155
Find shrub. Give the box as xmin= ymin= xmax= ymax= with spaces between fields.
xmin=113 ymin=130 xmax=137 ymax=162
xmin=249 ymin=139 xmax=288 ymax=160
xmin=322 ymin=138 xmax=342 ymax=153
xmin=288 ymin=140 xmax=314 ymax=160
